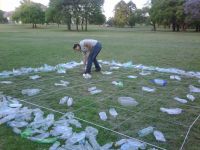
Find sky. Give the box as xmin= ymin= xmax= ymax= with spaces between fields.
xmin=0 ymin=0 xmax=149 ymax=19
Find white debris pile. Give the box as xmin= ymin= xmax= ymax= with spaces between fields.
xmin=0 ymin=61 xmax=82 ymax=79
xmin=21 ymin=89 xmax=41 ymax=96
xmin=88 ymin=86 xmax=102 ymax=95
xmin=54 ymin=80 xmax=70 ymax=87
xmin=59 ymin=96 xmax=73 ymax=107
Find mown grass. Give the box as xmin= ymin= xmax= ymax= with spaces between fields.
xmin=0 ymin=24 xmax=200 ymax=150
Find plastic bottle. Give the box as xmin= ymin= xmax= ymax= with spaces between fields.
xmin=99 ymin=112 xmax=107 ymax=121
xmin=151 ymin=79 xmax=167 ymax=86
xmin=138 ymin=126 xmax=154 ymax=137
xmin=49 ymin=141 xmax=61 ymax=150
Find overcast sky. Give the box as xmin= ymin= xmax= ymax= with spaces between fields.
xmin=0 ymin=0 xmax=149 ymax=18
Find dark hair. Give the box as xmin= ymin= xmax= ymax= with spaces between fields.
xmin=73 ymin=43 xmax=80 ymax=49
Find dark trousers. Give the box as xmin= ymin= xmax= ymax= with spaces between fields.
xmin=85 ymin=42 xmax=102 ymax=74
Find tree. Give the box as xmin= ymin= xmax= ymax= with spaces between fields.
xmin=114 ymin=0 xmax=129 ymax=27
xmin=45 ymin=0 xmax=62 ymax=27
xmin=0 ymin=10 xmax=8 ymax=23
xmin=184 ymin=0 xmax=200 ymax=32
xmin=127 ymin=1 xmax=137 ymax=27
xmin=150 ymin=0 xmax=185 ymax=31
xmin=12 ymin=1 xmax=46 ymax=28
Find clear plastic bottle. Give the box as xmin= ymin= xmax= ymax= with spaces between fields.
xmin=138 ymin=126 xmax=154 ymax=137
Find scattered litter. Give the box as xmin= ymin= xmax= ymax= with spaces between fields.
xmin=142 ymin=86 xmax=156 ymax=93
xmin=138 ymin=126 xmax=154 ymax=137
xmin=29 ymin=75 xmax=41 ymax=80
xmin=59 ymin=96 xmax=73 ymax=107
xmin=127 ymin=75 xmax=137 ymax=79
xmin=170 ymin=75 xmax=181 ymax=81
xmin=54 ymin=80 xmax=69 ymax=87
xmin=122 ymin=61 xmax=133 ymax=68
xmin=0 ymin=81 xmax=13 ymax=84
xmin=118 ymin=97 xmax=138 ymax=107
xmin=153 ymin=130 xmax=166 ymax=142
xmin=151 ymin=79 xmax=167 ymax=86
xmin=101 ymin=71 xmax=112 ymax=75
xmin=99 ymin=112 xmax=107 ymax=121
xmin=189 ymin=85 xmax=200 ymax=93
xmin=112 ymin=81 xmax=123 ymax=87
xmin=187 ymin=94 xmax=195 ymax=101
xmin=88 ymin=87 xmax=102 ymax=95
xmin=109 ymin=108 xmax=118 ymax=118
xmin=174 ymin=97 xmax=188 ymax=104
xmin=21 ymin=89 xmax=41 ymax=96
xmin=160 ymin=107 xmax=182 ymax=115
xmin=139 ymin=71 xmax=151 ymax=76
xmin=83 ymin=73 xmax=92 ymax=79
xmin=110 ymin=66 xmax=120 ymax=70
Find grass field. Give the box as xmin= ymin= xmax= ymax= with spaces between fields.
xmin=0 ymin=24 xmax=200 ymax=150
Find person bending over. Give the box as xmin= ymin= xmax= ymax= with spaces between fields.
xmin=73 ymin=39 xmax=102 ymax=75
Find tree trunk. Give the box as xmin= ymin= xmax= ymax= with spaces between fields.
xmin=81 ymin=18 xmax=84 ymax=31
xmin=57 ymin=23 xmax=59 ymax=28
xmin=176 ymin=24 xmax=180 ymax=32
xmin=196 ymin=24 xmax=200 ymax=32
xmin=32 ymin=24 xmax=34 ymax=28
xmin=85 ymin=17 xmax=88 ymax=31
xmin=172 ymin=23 xmax=176 ymax=32
xmin=76 ymin=18 xmax=79 ymax=31
xmin=152 ymin=23 xmax=156 ymax=31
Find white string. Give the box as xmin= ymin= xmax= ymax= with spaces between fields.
xmin=179 ymin=113 xmax=200 ymax=150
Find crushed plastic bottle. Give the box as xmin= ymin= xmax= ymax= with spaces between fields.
xmin=83 ymin=73 xmax=92 ymax=79
xmin=49 ymin=141 xmax=61 ymax=150
xmin=0 ymin=81 xmax=13 ymax=84
xmin=138 ymin=126 xmax=154 ymax=137
xmin=160 ymin=107 xmax=182 ymax=115
xmin=112 ymin=81 xmax=123 ymax=87
xmin=118 ymin=97 xmax=138 ymax=107
xmin=151 ymin=79 xmax=167 ymax=86
xmin=189 ymin=85 xmax=200 ymax=93
xmin=101 ymin=71 xmax=112 ymax=75
xmin=120 ymin=139 xmax=146 ymax=150
xmin=29 ymin=75 xmax=41 ymax=80
xmin=13 ymin=127 xmax=21 ymax=134
xmin=67 ymin=131 xmax=86 ymax=145
xmin=55 ymin=80 xmax=69 ymax=87
xmin=127 ymin=75 xmax=137 ymax=79
xmin=21 ymin=89 xmax=41 ymax=96
xmin=88 ymin=87 xmax=102 ymax=95
xmin=153 ymin=130 xmax=166 ymax=142
xmin=99 ymin=112 xmax=107 ymax=121
xmin=170 ymin=75 xmax=181 ymax=81
xmin=109 ymin=108 xmax=118 ymax=118
xmin=142 ymin=86 xmax=155 ymax=93
xmin=187 ymin=94 xmax=195 ymax=101
xmin=174 ymin=97 xmax=188 ymax=104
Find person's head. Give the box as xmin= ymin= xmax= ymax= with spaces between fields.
xmin=73 ymin=43 xmax=81 ymax=51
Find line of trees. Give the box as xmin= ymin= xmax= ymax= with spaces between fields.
xmin=150 ymin=0 xmax=200 ymax=32
xmin=106 ymin=0 xmax=150 ymax=28
xmin=107 ymin=0 xmax=200 ymax=32
xmin=12 ymin=0 xmax=105 ymax=30
xmin=0 ymin=10 xmax=8 ymax=23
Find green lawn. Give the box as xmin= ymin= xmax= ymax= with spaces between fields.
xmin=0 ymin=24 xmax=200 ymax=150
